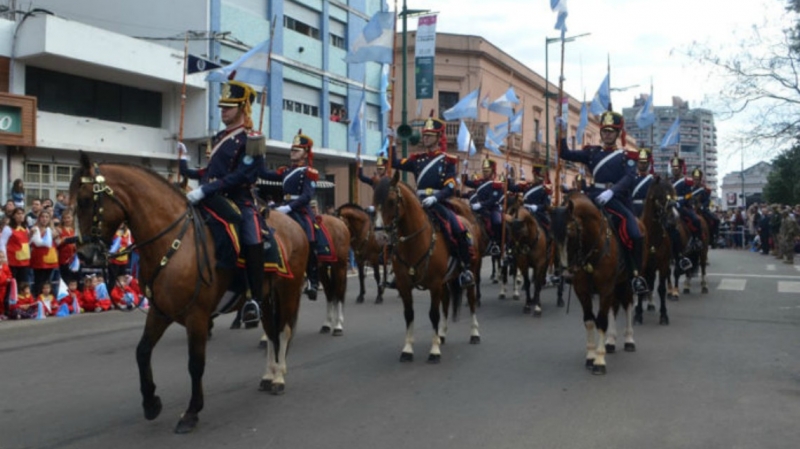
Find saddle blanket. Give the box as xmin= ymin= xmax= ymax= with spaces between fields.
xmin=314 ymin=216 xmax=337 ymax=263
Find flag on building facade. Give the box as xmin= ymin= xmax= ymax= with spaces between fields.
xmin=443 ymin=88 xmax=480 ymax=121
xmin=350 ymin=91 xmax=366 ymax=142
xmin=487 ymin=87 xmax=519 ymax=118
xmin=344 ymin=11 xmax=395 ymax=64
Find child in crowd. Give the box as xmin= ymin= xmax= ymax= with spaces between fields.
xmin=94 ymin=274 xmax=112 ymax=311
xmin=0 ymin=250 xmax=11 ymax=320
xmin=111 ymin=273 xmax=143 ymax=309
xmin=10 ymin=282 xmax=34 ymax=319
xmin=81 ymin=275 xmax=99 ymax=312
xmin=37 ymin=282 xmax=55 ymax=316
xmin=63 ymin=279 xmax=82 ymax=314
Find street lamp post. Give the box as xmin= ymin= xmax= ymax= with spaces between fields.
xmin=544 ymin=33 xmax=590 ymax=168
xmin=399 ymin=1 xmax=429 ymax=161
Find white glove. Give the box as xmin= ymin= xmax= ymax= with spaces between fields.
xmin=186 ymin=187 xmax=205 ymax=204
xmin=276 ymin=205 xmax=292 ymax=214
xmin=422 ymin=196 xmax=437 ymax=208
xmin=471 ymin=202 xmax=482 ymax=211
xmin=177 ymin=142 xmax=189 ymax=161
xmin=595 ymin=189 xmax=614 ymax=206
xmin=366 ymin=205 xmax=375 ymax=213
xmin=525 ymin=204 xmax=538 ymax=213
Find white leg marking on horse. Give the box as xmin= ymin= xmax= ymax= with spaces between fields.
xmin=605 ymin=309 xmax=617 ymax=347
xmin=437 ymin=317 xmax=448 ymax=340
xmin=470 ymin=312 xmax=480 ymax=338
xmin=585 ymin=320 xmax=596 ymax=362
xmin=624 ymin=304 xmax=635 ymax=345
xmin=402 ymin=324 xmax=414 ymax=355
xmin=595 ymin=329 xmax=607 ymax=368
xmin=272 ymin=324 xmax=292 ymax=386
xmin=430 ymin=333 xmax=441 ymax=356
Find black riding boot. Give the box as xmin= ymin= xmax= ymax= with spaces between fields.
xmin=490 ymin=223 xmax=502 ymax=256
xmin=669 ymin=227 xmax=692 ymax=271
xmin=242 ymin=244 xmax=264 ymax=324
xmin=457 ymin=232 xmax=475 ymax=287
xmin=305 ymin=250 xmax=319 ymax=300
xmin=630 ymin=238 xmax=649 ymax=294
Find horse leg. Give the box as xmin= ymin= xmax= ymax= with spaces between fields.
xmin=174 ymin=314 xmax=210 ymax=434
xmin=512 ymin=265 xmax=521 ymax=301
xmin=683 ymin=273 xmax=691 ymax=295
xmin=634 ymin=293 xmax=644 ymax=325
xmin=333 ymin=265 xmax=346 ymax=336
xmin=532 ymin=261 xmax=546 ymax=317
xmin=605 ymin=308 xmax=617 ymax=354
xmin=262 ymin=321 xmax=292 ymax=395
xmin=556 ymin=267 xmax=565 ymax=307
xmin=522 ymin=266 xmax=532 ymax=314
xmin=582 ymin=311 xmax=597 ymax=370
xmin=136 ymin=312 xmax=171 ymax=424
xmin=658 ymin=268 xmax=670 ymax=325
xmin=373 ymin=262 xmax=384 ymax=304
xmin=490 ymin=255 xmax=498 ymax=283
xmin=623 ymin=297 xmax=636 ymax=352
xmin=593 ymin=297 xmax=610 ymax=376
xmin=701 ymin=254 xmax=709 ymax=294
xmin=356 ymin=261 xmax=366 ymax=304
xmin=427 ymin=284 xmax=445 ymax=364
xmin=464 ymin=281 xmax=481 ymax=344
xmin=670 ymin=268 xmax=681 ymax=301
xmin=399 ymin=287 xmax=415 ymax=362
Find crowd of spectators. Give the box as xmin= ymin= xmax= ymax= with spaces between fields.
xmin=0 ymin=179 xmax=146 ymax=321
xmin=714 ymin=203 xmax=800 ymax=263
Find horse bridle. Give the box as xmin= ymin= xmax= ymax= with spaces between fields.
xmin=379 ymin=184 xmax=436 ymax=288
xmin=563 ymin=206 xmax=611 ymax=274
xmin=79 ymin=163 xmax=212 ymax=318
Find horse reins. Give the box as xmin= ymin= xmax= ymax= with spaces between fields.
xmin=382 ymin=185 xmax=437 ymax=289
xmin=80 ymin=164 xmax=213 ymax=319
xmin=565 ymin=208 xmax=611 ymax=275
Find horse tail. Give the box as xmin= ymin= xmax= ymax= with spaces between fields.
xmin=550 ymin=204 xmax=569 ymax=244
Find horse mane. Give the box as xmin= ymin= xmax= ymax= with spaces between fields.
xmin=643 ymin=176 xmax=675 ymax=215
xmin=335 ymin=202 xmax=366 ymax=216
xmin=373 ymin=177 xmax=415 ymax=207
xmin=551 ymin=192 xmax=597 ymax=243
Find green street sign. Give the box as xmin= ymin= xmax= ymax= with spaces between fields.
xmin=0 ymin=105 xmax=22 ymax=134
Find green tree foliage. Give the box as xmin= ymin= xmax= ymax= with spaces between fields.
xmin=763 ymin=139 xmax=800 ymax=204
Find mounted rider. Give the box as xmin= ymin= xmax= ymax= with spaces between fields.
xmin=179 ymin=77 xmax=265 ymax=324
xmin=259 ymin=131 xmax=321 ymax=299
xmin=462 ymin=158 xmax=504 ymax=256
xmin=630 ymin=148 xmax=654 ymax=217
xmin=390 ymin=116 xmax=475 ymax=288
xmin=557 ymin=110 xmax=649 ymax=295
xmin=358 ymin=154 xmax=389 ymax=215
xmin=690 ymin=167 xmax=720 ymax=248
xmin=670 ymin=156 xmax=704 ymax=252
xmin=512 ymin=165 xmax=552 ymax=233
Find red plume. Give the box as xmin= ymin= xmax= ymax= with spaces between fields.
xmin=228 ymin=70 xmax=237 ymax=81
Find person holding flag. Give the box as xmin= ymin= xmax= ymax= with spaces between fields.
xmin=178 ymin=76 xmax=266 ymax=324
xmin=462 ymin=158 xmax=505 ymax=256
xmin=556 ymin=111 xmax=649 ymax=295
xmin=390 ymin=116 xmax=475 ymax=287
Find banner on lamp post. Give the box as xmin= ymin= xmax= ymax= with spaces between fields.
xmin=414 ymin=15 xmax=437 ymax=99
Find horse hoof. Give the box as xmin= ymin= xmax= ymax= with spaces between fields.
xmin=498 ymin=293 xmax=506 ymax=300
xmin=701 ymin=287 xmax=709 ymax=294
xmin=244 ymin=321 xmax=258 ymax=329
xmin=660 ymin=316 xmax=670 ymax=326
xmin=492 ymin=279 xmax=499 ymax=284
xmin=270 ymin=383 xmax=286 ymax=396
xmin=174 ymin=413 xmax=199 ymax=434
xmin=585 ymin=359 xmax=594 ymax=369
xmin=634 ymin=314 xmax=643 ymax=325
xmin=605 ymin=344 xmax=616 ymax=354
xmin=592 ymin=365 xmax=607 ymax=376
xmin=646 ymin=304 xmax=656 ymax=311
xmin=624 ymin=343 xmax=636 ymax=352
xmin=258 ymin=339 xmax=267 ymax=349
xmin=320 ymin=326 xmax=331 ymax=334
xmin=356 ymin=294 xmax=365 ymax=304
xmin=399 ymin=352 xmax=413 ymax=363
xmin=427 ymin=354 xmax=441 ymax=364
xmin=143 ymin=396 xmax=163 ymax=421
xmin=512 ymin=294 xmax=520 ymax=301
xmin=332 ymin=329 xmax=343 ymax=337
xmin=469 ymin=336 xmax=481 ymax=344
xmin=375 ymin=296 xmax=383 ymax=304
xmin=533 ymin=309 xmax=542 ymax=318
xmin=522 ymin=305 xmax=531 ymax=314
xmin=557 ymin=298 xmax=565 ymax=307
xmin=682 ymin=288 xmax=690 ymax=294
xmin=259 ymin=379 xmax=272 ymax=391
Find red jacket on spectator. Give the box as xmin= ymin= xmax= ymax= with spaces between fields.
xmin=7 ymin=225 xmax=30 ymax=268
xmin=57 ymin=226 xmax=76 ymax=266
xmin=0 ymin=263 xmax=11 ymax=316
xmin=81 ymin=286 xmax=98 ymax=312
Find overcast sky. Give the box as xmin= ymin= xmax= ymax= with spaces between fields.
xmin=401 ymin=0 xmax=791 ymax=180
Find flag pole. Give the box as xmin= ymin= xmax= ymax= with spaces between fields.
xmin=386 ymin=0 xmax=399 ymax=177
xmin=554 ymin=37 xmax=568 ymax=206
xmin=499 ymin=73 xmax=515 ymax=263
xmin=355 ymin=79 xmax=367 ymax=202
xmin=258 ymin=17 xmax=277 ymax=134
xmin=177 ymin=31 xmax=190 ymax=183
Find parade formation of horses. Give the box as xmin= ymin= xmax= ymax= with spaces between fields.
xmin=372 ymin=172 xmax=481 ymax=363
xmin=312 ymin=213 xmax=351 ymax=335
xmin=637 ymin=176 xmax=676 ymax=325
xmin=335 ymin=203 xmax=388 ymax=304
xmin=550 ymin=192 xmax=640 ymax=375
xmin=69 ymin=152 xmax=308 ymax=433
xmin=505 ymin=196 xmax=550 ymax=317
xmin=670 ymin=201 xmax=710 ymax=300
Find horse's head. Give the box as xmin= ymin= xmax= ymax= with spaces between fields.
xmin=372 ymin=171 xmax=406 ymax=245
xmin=549 ymin=193 xmax=597 ymax=268
xmin=335 ymin=203 xmax=370 ymax=240
xmin=69 ymin=152 xmax=128 ymax=261
xmin=645 ymin=176 xmax=679 ymax=229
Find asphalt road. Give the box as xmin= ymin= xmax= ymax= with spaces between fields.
xmin=1 ymin=248 xmax=799 ymax=449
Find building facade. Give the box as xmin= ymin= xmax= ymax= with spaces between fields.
xmin=624 ymin=95 xmax=719 ymax=196
xmin=0 ymin=0 xmax=385 ymax=209
xmin=720 ymin=161 xmax=772 ymax=210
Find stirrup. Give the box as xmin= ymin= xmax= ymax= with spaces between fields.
xmin=489 ymin=243 xmax=501 ymax=256
xmin=304 ymin=281 xmax=318 ymax=300
xmin=679 ymin=257 xmax=693 ymax=271
xmin=459 ymin=270 xmax=475 ymax=288
xmin=241 ymin=299 xmax=261 ymax=324
xmin=631 ymin=276 xmax=649 ymax=294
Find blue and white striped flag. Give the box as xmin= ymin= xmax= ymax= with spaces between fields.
xmin=590 ymin=74 xmax=610 ymax=116
xmin=660 ymin=117 xmax=680 ymax=148
xmin=457 ymin=120 xmax=477 ymax=156
xmin=350 ymin=91 xmax=366 ymax=143
xmin=550 ymin=0 xmax=569 ymax=40
xmin=206 ymin=38 xmax=271 ymax=88
xmin=443 ymin=88 xmax=480 ymax=121
xmin=487 ymin=87 xmax=519 ymax=118
xmin=344 ymin=11 xmax=396 ymax=64
xmin=576 ymin=101 xmax=589 ymax=145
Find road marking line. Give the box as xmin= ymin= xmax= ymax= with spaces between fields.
xmin=795 ymin=265 xmax=800 ymax=272
xmin=778 ymin=282 xmax=800 ymax=293
xmin=766 ymin=264 xmax=776 ymax=271
xmin=718 ymin=279 xmax=746 ymax=291
xmin=708 ymin=273 xmax=800 ymax=280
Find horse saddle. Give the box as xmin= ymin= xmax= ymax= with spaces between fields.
xmin=313 ymin=216 xmax=337 ymax=263
xmin=602 ymin=207 xmax=633 ymax=251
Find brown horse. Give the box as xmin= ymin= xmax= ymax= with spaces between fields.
xmin=505 ymin=198 xmax=550 ymax=317
xmin=312 ymin=214 xmax=351 ymax=335
xmin=335 ymin=203 xmax=388 ymax=304
xmin=550 ymin=192 xmax=640 ymax=374
xmin=451 ymin=197 xmax=487 ymax=306
xmin=69 ymin=153 xmax=307 ymax=433
xmin=670 ymin=204 xmax=710 ymax=299
xmin=636 ymin=177 xmax=675 ymax=325
xmin=372 ymin=172 xmax=480 ymax=363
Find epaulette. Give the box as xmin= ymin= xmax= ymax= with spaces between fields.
xmin=245 ymin=131 xmax=266 ymax=156
xmin=544 ymin=182 xmax=554 ymax=194
xmin=685 ymin=177 xmax=695 ymax=186
xmin=624 ymin=149 xmax=639 ymax=160
xmin=276 ymin=166 xmax=288 ymax=175
xmin=444 ymin=154 xmax=458 ymax=164
xmin=408 ymin=153 xmax=422 ymax=161
xmin=306 ymin=167 xmax=319 ymax=181
xmin=491 ymin=181 xmax=504 ymax=188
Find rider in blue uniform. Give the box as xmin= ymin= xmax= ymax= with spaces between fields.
xmin=259 ymin=131 xmax=321 ymax=299
xmin=513 ymin=165 xmax=553 ymax=232
xmin=670 ymin=156 xmax=703 ymax=253
xmin=463 ymin=158 xmax=504 ymax=256
xmin=358 ymin=155 xmax=389 ymax=216
xmin=631 ymin=149 xmax=654 ymax=217
xmin=391 ymin=117 xmax=475 ymax=287
xmin=690 ymin=167 xmax=720 ymax=248
xmin=180 ymin=78 xmax=265 ymax=323
xmin=557 ymin=111 xmax=649 ymax=294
